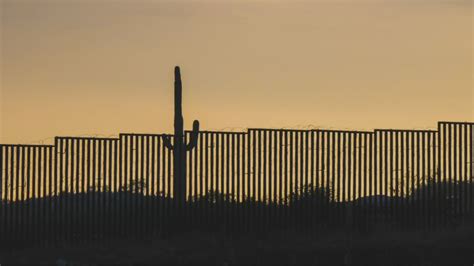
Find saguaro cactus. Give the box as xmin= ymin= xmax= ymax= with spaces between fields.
xmin=163 ymin=66 xmax=200 ymax=205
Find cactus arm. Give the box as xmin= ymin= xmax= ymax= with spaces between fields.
xmin=186 ymin=120 xmax=200 ymax=151
xmin=162 ymin=135 xmax=174 ymax=150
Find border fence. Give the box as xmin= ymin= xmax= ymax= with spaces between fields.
xmin=0 ymin=121 xmax=473 ymax=245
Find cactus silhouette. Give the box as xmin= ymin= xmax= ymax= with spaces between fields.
xmin=163 ymin=66 xmax=200 ymax=205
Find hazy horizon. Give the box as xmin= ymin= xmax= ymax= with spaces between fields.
xmin=1 ymin=0 xmax=473 ymax=145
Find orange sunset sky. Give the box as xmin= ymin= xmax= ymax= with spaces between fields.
xmin=0 ymin=0 xmax=473 ymax=145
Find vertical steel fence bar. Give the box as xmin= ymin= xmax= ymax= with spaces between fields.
xmin=248 ymin=131 xmax=251 ymax=230
xmin=154 ymin=136 xmax=160 ymax=235
xmin=383 ymin=132 xmax=388 ymax=225
xmin=388 ymin=132 xmax=393 ymax=226
xmin=76 ymin=139 xmax=81 ymax=241
xmin=231 ymin=134 xmax=236 ymax=232
xmin=315 ymin=131 xmax=321 ymax=229
xmin=42 ymin=147 xmax=48 ymax=243
xmin=442 ymin=124 xmax=447 ymax=227
xmin=132 ymin=137 xmax=138 ymax=238
xmin=102 ymin=139 xmax=107 ymax=240
xmin=469 ymin=125 xmax=473 ymax=215
xmin=161 ymin=135 xmax=167 ymax=235
xmin=421 ymin=132 xmax=426 ymax=229
xmin=363 ymin=133 xmax=368 ymax=230
xmin=0 ymin=146 xmax=5 ymax=240
xmin=225 ymin=133 xmax=230 ymax=230
xmin=86 ymin=140 xmax=92 ymax=240
xmin=357 ymin=134 xmax=362 ymax=229
xmin=336 ymin=132 xmax=342 ymax=228
xmin=68 ymin=140 xmax=73 ymax=242
xmin=416 ymin=132 xmax=420 ymax=228
xmin=279 ymin=131 xmax=283 ymax=227
xmin=267 ymin=132 xmax=272 ymax=229
xmin=452 ymin=125 xmax=457 ymax=223
xmin=270 ymin=131 xmax=281 ymax=229
xmin=237 ymin=134 xmax=242 ymax=231
xmin=257 ymin=130 xmax=262 ymax=229
xmin=105 ymin=140 xmax=110 ymax=238
xmin=251 ymin=130 xmax=256 ymax=229
xmin=192 ymin=134 xmax=198 ymax=228
xmin=394 ymin=132 xmax=399 ymax=228
xmin=289 ymin=131 xmax=294 ymax=231
xmin=225 ymin=133 xmax=231 ymax=231
xmin=47 ymin=146 xmax=52 ymax=244
xmin=409 ymin=132 xmax=414 ymax=227
xmin=303 ymin=131 xmax=308 ymax=232
xmin=96 ymin=139 xmax=101 ymax=241
xmin=187 ymin=133 xmax=193 ymax=229
xmin=36 ymin=147 xmax=42 ymax=243
xmin=0 ymin=145 xmax=3 ymax=240
xmin=353 ymin=134 xmax=358 ymax=228
xmin=139 ymin=137 xmax=144 ymax=237
xmin=119 ymin=137 xmax=124 ymax=236
xmin=80 ymin=140 xmax=85 ymax=241
xmin=77 ymin=140 xmax=83 ymax=241
xmin=205 ymin=133 xmax=210 ymax=226
xmin=21 ymin=146 xmax=26 ymax=242
xmin=427 ymin=132 xmax=432 ymax=229
xmin=211 ymin=133 xmax=216 ymax=223
xmin=380 ymin=132 xmax=384 ymax=223
xmin=373 ymin=132 xmax=378 ymax=225
xmin=327 ymin=132 xmax=333 ymax=228
xmin=407 ymin=132 xmax=411 ymax=227
xmin=70 ymin=138 xmax=77 ymax=241
xmin=30 ymin=146 xmax=36 ymax=243
xmin=12 ymin=146 xmax=17 ymax=241
xmin=209 ymin=133 xmax=214 ymax=225
xmin=113 ymin=139 xmax=118 ymax=238
xmin=167 ymin=136 xmax=172 ymax=235
xmin=309 ymin=131 xmax=315 ymax=231
xmin=331 ymin=132 xmax=336 ymax=227
xmin=463 ymin=125 xmax=468 ymax=217
xmin=56 ymin=139 xmax=63 ymax=243
xmin=342 ymin=133 xmax=346 ymax=225
xmin=368 ymin=133 xmax=374 ymax=227
xmin=347 ymin=133 xmax=351 ymax=224
xmin=64 ymin=139 xmax=70 ymax=242
xmin=401 ymin=131 xmax=406 ymax=229
xmin=126 ymin=137 xmax=132 ymax=237
xmin=9 ymin=146 xmax=15 ymax=242
xmin=457 ymin=125 xmax=462 ymax=218
xmin=198 ymin=133 xmax=203 ymax=227
xmin=462 ymin=125 xmax=467 ymax=217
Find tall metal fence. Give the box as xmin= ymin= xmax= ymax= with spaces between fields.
xmin=0 ymin=122 xmax=473 ymax=245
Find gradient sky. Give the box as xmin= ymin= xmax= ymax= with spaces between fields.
xmin=0 ymin=0 xmax=472 ymax=144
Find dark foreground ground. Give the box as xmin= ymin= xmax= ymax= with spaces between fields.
xmin=0 ymin=225 xmax=473 ymax=266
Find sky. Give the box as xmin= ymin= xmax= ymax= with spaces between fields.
xmin=0 ymin=0 xmax=472 ymax=144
